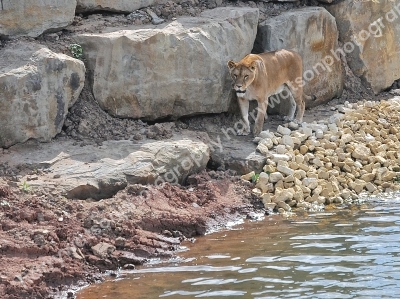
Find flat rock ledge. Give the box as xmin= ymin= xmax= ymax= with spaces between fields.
xmin=243 ymin=97 xmax=400 ymax=214
xmin=2 ymin=138 xmax=209 ymax=200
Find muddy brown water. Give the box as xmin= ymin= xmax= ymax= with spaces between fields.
xmin=77 ymin=194 xmax=400 ymax=299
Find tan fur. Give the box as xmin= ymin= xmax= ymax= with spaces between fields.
xmin=227 ymin=49 xmax=314 ymax=136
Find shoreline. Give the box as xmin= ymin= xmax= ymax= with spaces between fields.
xmin=76 ymin=190 xmax=400 ymax=298
xmin=1 ymin=97 xmax=400 ymax=298
xmin=0 ymin=171 xmax=260 ymax=299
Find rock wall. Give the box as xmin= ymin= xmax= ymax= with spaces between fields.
xmin=0 ymin=42 xmax=85 ymax=148
xmin=0 ymin=1 xmax=400 ymax=148
xmin=73 ymin=7 xmax=259 ymax=120
xmin=254 ymin=7 xmax=343 ymax=111
xmin=324 ymin=0 xmax=400 ymax=94
xmin=76 ymin=0 xmax=170 ymax=13
xmin=0 ymin=0 xmax=77 ymax=38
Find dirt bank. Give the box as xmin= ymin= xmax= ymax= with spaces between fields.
xmin=0 ymin=171 xmax=261 ymax=299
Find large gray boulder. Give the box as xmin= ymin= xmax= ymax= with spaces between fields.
xmin=2 ymin=138 xmax=210 ymax=200
xmin=254 ymin=7 xmax=343 ymax=111
xmin=324 ymin=0 xmax=400 ymax=94
xmin=76 ymin=0 xmax=169 ymax=13
xmin=0 ymin=0 xmax=77 ymax=38
xmin=73 ymin=7 xmax=259 ymax=121
xmin=0 ymin=42 xmax=85 ymax=148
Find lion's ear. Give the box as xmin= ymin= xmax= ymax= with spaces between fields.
xmin=227 ymin=60 xmax=236 ymax=70
xmin=250 ymin=61 xmax=258 ymax=71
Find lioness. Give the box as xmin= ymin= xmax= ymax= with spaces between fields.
xmin=227 ymin=49 xmax=315 ymax=136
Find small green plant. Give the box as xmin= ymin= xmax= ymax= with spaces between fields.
xmin=20 ymin=181 xmax=31 ymax=193
xmin=251 ymin=173 xmax=260 ymax=184
xmin=394 ymin=175 xmax=400 ymax=184
xmin=69 ymin=44 xmax=83 ymax=60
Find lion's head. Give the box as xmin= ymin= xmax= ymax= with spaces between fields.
xmin=227 ymin=59 xmax=258 ymax=95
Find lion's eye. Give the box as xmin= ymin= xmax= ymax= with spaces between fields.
xmin=244 ymin=75 xmax=248 ymax=80
xmin=233 ymin=74 xmax=237 ymax=79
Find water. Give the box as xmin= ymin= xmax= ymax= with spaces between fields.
xmin=77 ymin=196 xmax=400 ymax=299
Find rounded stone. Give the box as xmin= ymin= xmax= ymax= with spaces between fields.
xmin=276 ymin=144 xmax=286 ymax=154
xmin=269 ymin=172 xmax=284 ymax=183
xmin=277 ymin=125 xmax=291 ymax=136
xmin=315 ymin=129 xmax=324 ymax=139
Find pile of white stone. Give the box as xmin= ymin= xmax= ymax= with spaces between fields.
xmin=242 ymin=97 xmax=400 ymax=214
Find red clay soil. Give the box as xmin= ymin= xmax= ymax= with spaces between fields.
xmin=0 ymin=171 xmax=261 ymax=299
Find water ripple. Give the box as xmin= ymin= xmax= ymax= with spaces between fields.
xmin=77 ymin=199 xmax=400 ymax=299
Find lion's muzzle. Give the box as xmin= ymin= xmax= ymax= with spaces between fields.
xmin=233 ymin=85 xmax=247 ymax=95
xmin=235 ymin=89 xmax=246 ymax=95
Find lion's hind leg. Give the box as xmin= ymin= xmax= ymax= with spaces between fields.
xmin=282 ymin=85 xmax=296 ymax=122
xmin=286 ymin=82 xmax=305 ymax=123
xmin=293 ymin=92 xmax=305 ymax=123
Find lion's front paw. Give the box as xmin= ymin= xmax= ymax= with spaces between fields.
xmin=293 ymin=118 xmax=303 ymax=125
xmin=253 ymin=126 xmax=262 ymax=137
xmin=283 ymin=115 xmax=294 ymax=122
xmin=237 ymin=127 xmax=250 ymax=136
